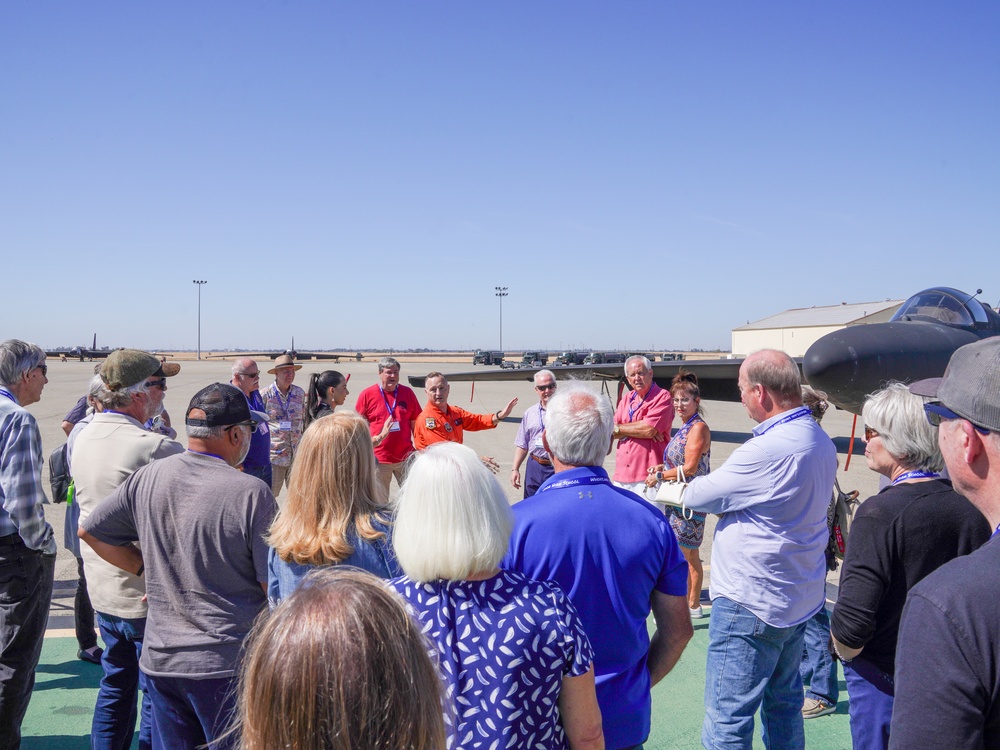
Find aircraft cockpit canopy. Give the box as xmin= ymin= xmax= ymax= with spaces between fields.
xmin=890 ymin=287 xmax=1000 ymax=332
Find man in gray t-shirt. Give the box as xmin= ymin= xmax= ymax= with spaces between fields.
xmin=81 ymin=383 xmax=276 ymax=749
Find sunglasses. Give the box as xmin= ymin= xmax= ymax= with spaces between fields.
xmin=864 ymin=426 xmax=880 ymax=441
xmin=535 ymin=384 xmax=556 ymax=391
xmin=924 ymin=402 xmax=991 ymax=435
xmin=227 ymin=420 xmax=256 ymax=432
xmin=240 ymin=371 xmax=260 ymax=379
xmin=146 ymin=378 xmax=167 ymax=390
xmin=35 ymin=364 xmax=48 ymax=376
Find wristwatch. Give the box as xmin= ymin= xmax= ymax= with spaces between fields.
xmin=614 ymin=424 xmax=621 ymax=437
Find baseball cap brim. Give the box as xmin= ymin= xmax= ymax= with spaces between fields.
xmin=908 ymin=377 xmax=943 ymax=398
xmin=155 ymin=363 xmax=181 ymax=377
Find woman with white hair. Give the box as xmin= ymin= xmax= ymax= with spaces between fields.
xmin=390 ymin=443 xmax=604 ymax=750
xmin=830 ymin=381 xmax=990 ymax=749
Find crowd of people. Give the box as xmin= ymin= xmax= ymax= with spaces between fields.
xmin=2 ymin=341 xmax=1000 ymax=749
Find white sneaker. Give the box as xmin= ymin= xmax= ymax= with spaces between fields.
xmin=690 ymin=605 xmax=704 ymax=619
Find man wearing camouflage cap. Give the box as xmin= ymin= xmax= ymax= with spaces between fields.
xmin=73 ymin=349 xmax=183 ymax=749
xmin=891 ymin=338 xmax=1000 ymax=749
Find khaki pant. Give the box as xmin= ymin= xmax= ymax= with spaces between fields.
xmin=376 ymin=461 xmax=408 ymax=500
xmin=271 ymin=463 xmax=292 ymax=498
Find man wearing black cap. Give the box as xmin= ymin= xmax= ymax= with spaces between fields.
xmin=73 ymin=349 xmax=183 ymax=749
xmin=890 ymin=338 xmax=1000 ymax=749
xmin=80 ymin=383 xmax=277 ymax=749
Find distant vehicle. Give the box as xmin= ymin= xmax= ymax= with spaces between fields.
xmin=520 ymin=351 xmax=548 ymax=367
xmin=660 ymin=352 xmax=684 ymax=362
xmin=583 ymin=351 xmax=627 ymax=365
xmin=473 ymin=350 xmax=505 ymax=366
xmin=499 ymin=360 xmax=516 ymax=369
xmin=554 ymin=351 xmax=587 ymax=366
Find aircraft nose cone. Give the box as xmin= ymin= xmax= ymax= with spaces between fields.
xmin=804 ymin=322 xmax=980 ymax=414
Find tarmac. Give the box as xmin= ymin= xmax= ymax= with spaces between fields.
xmin=22 ymin=356 xmax=868 ymax=748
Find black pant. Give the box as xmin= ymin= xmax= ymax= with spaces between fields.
xmin=75 ymin=556 xmax=98 ymax=650
xmin=0 ymin=534 xmax=56 ymax=750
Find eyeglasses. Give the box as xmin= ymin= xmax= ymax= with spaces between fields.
xmin=35 ymin=364 xmax=48 ymax=376
xmin=535 ymin=384 xmax=556 ymax=391
xmin=924 ymin=402 xmax=991 ymax=435
xmin=145 ymin=378 xmax=167 ymax=390
xmin=240 ymin=371 xmax=260 ymax=379
xmin=673 ymin=397 xmax=694 ymax=405
xmin=227 ymin=421 xmax=256 ymax=432
xmin=864 ymin=426 xmax=880 ymax=441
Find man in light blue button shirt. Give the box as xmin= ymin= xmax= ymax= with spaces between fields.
xmin=684 ymin=349 xmax=837 ymax=750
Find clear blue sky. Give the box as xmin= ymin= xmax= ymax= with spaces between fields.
xmin=3 ymin=2 xmax=998 ymax=352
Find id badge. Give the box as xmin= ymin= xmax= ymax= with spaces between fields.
xmin=389 ymin=421 xmax=401 ymax=432
xmin=279 ymin=420 xmax=292 ymax=431
xmin=533 ymin=436 xmax=545 ymax=450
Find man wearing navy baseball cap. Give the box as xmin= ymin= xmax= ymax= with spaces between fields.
xmin=891 ymin=337 xmax=1000 ymax=749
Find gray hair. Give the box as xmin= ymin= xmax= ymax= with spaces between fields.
xmin=377 ymin=357 xmax=401 ymax=372
xmin=744 ymin=350 xmax=802 ymax=405
xmin=96 ymin=378 xmax=151 ymax=410
xmin=544 ymin=383 xmax=614 ymax=467
xmin=0 ymin=339 xmax=46 ymax=389
xmin=232 ymin=358 xmax=256 ymax=377
xmin=393 ymin=443 xmax=512 ymax=582
xmin=624 ymin=355 xmax=652 ymax=375
xmin=533 ymin=369 xmax=556 ymax=385
xmin=186 ymin=424 xmax=228 ymax=440
xmin=863 ymin=381 xmax=943 ymax=472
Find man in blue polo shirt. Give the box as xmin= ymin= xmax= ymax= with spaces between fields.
xmin=503 ymin=383 xmax=692 ymax=750
xmin=684 ymin=349 xmax=837 ymax=750
xmin=230 ymin=358 xmax=271 ymax=485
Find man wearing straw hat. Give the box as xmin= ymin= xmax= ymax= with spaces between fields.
xmin=263 ymin=355 xmax=305 ymax=497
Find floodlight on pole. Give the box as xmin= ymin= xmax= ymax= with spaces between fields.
xmin=495 ymin=286 xmax=508 ymax=352
xmin=193 ymin=280 xmax=207 ymax=360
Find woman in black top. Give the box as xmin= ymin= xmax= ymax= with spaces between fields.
xmin=304 ymin=370 xmax=349 ymax=428
xmin=830 ymin=381 xmax=990 ymax=750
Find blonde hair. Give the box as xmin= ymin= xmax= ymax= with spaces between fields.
xmin=233 ymin=567 xmax=446 ymax=750
xmin=267 ymin=412 xmax=390 ymax=566
xmin=393 ymin=443 xmax=512 ymax=582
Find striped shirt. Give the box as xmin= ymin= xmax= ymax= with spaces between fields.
xmin=0 ymin=393 xmax=56 ymax=553
xmin=514 ymin=402 xmax=549 ymax=459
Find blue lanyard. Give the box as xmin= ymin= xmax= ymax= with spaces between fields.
xmin=891 ymin=470 xmax=941 ymax=486
xmin=0 ymin=387 xmax=17 ymax=404
xmin=627 ymin=390 xmax=646 ymax=422
xmin=271 ymin=386 xmax=292 ymax=418
xmin=758 ymin=407 xmax=812 ymax=435
xmin=379 ymin=386 xmax=398 ymax=418
xmin=539 ymin=473 xmax=612 ymax=493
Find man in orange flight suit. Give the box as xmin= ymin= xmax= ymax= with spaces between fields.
xmin=413 ymin=372 xmax=517 ymax=471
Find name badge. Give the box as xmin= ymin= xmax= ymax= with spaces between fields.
xmin=279 ymin=420 xmax=292 ymax=431
xmin=533 ymin=436 xmax=545 ymax=450
xmin=389 ymin=421 xmax=401 ymax=432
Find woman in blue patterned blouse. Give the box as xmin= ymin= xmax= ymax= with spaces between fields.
xmin=391 ymin=443 xmax=604 ymax=750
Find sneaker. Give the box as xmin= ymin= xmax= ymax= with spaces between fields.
xmin=690 ymin=605 xmax=704 ymax=619
xmin=802 ymin=698 xmax=836 ymax=719
xmin=77 ymin=646 xmax=103 ymax=665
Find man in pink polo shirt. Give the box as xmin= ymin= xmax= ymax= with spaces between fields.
xmin=612 ymin=355 xmax=674 ymax=497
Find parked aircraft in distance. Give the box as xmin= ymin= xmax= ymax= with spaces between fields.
xmin=207 ymin=337 xmax=359 ymax=362
xmin=408 ymin=287 xmax=1000 ymax=416
xmin=46 ymin=334 xmax=118 ymax=361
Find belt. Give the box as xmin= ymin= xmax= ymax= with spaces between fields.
xmin=530 ymin=454 xmax=552 ymax=466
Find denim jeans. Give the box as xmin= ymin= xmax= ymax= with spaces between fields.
xmin=0 ymin=537 xmax=55 ymax=750
xmin=242 ymin=462 xmax=272 ymax=488
xmin=844 ymin=658 xmax=894 ymax=750
xmin=94 ymin=612 xmax=151 ymax=750
xmin=799 ymin=608 xmax=838 ymax=706
xmin=703 ymin=596 xmax=807 ymax=750
xmin=145 ymin=673 xmax=238 ymax=750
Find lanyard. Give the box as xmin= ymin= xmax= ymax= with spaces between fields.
xmin=757 ymin=407 xmax=812 ymax=435
xmin=271 ymin=386 xmax=292 ymax=418
xmin=627 ymin=390 xmax=646 ymax=422
xmin=539 ymin=473 xmax=612 ymax=493
xmin=187 ymin=449 xmax=226 ymax=462
xmin=379 ymin=386 xmax=398 ymax=418
xmin=0 ymin=388 xmax=16 ymax=404
xmin=891 ymin=470 xmax=941 ymax=486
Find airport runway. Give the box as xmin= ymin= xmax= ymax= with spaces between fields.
xmin=31 ymin=355 xmax=879 ymax=636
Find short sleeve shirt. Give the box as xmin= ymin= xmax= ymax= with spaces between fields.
xmin=613 ymin=383 xmax=674 ymax=483
xmin=390 ymin=570 xmax=593 ymax=750
xmin=354 ymin=384 xmax=422 ymax=464
xmin=413 ymin=403 xmax=494 ymax=450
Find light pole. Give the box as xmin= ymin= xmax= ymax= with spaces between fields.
xmin=193 ymin=280 xmax=207 ymax=360
xmin=495 ymin=286 xmax=508 ymax=352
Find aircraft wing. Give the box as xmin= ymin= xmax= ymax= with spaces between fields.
xmin=408 ymin=358 xmax=750 ymax=403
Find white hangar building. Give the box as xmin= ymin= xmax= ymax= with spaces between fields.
xmin=731 ymin=299 xmax=905 ymax=358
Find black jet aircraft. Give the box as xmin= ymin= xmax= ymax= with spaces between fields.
xmin=46 ymin=334 xmax=117 ymax=361
xmin=407 ymin=287 xmax=1000 ymax=416
xmin=803 ymin=287 xmax=1000 ymax=414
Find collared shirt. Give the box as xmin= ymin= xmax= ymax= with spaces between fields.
xmin=514 ymin=402 xmax=548 ymax=459
xmin=263 ymin=382 xmax=306 ymax=467
xmin=413 ymin=402 xmax=496 ymax=450
xmin=684 ymin=406 xmax=838 ymax=628
xmin=354 ymin=384 xmax=422 ymax=464
xmin=0 ymin=392 xmax=56 ymax=553
xmin=240 ymin=389 xmax=271 ymax=471
xmin=612 ymin=382 xmax=674 ymax=483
